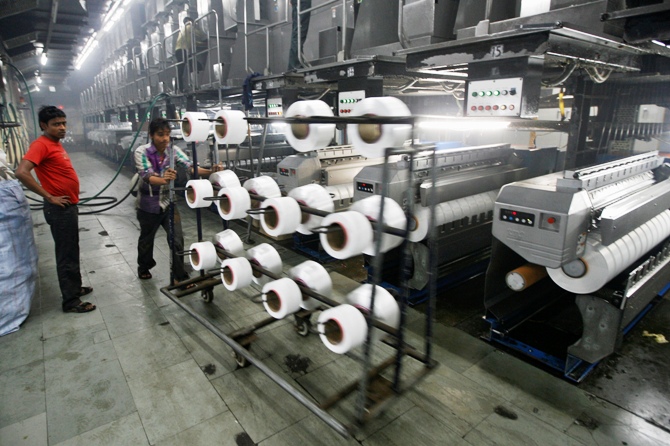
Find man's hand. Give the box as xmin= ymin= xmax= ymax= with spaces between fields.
xmin=46 ymin=195 xmax=71 ymax=208
xmin=162 ymin=168 xmax=177 ymax=182
xmin=211 ymin=164 xmax=224 ymax=173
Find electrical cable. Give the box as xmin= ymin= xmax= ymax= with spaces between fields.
xmin=542 ymin=62 xmax=576 ymax=87
xmin=4 ymin=61 xmax=38 ymax=140
xmin=585 ymin=66 xmax=612 ymax=84
xmin=76 ymin=92 xmax=170 ymax=206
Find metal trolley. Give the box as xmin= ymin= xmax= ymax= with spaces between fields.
xmin=161 ymin=114 xmax=442 ymax=437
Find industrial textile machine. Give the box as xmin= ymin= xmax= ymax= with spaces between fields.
xmin=485 ymin=151 xmax=670 ymax=381
xmin=353 ymin=142 xmax=558 ymax=294
xmin=276 ymin=144 xmax=383 ymax=192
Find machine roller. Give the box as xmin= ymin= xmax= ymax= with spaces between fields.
xmin=353 ymin=143 xmax=558 ymax=292
xmin=485 ymin=151 xmax=670 ymax=380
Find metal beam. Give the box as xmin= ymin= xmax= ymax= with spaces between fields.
xmin=3 ymin=32 xmax=40 ymax=49
xmin=601 ymin=2 xmax=670 ymax=21
xmin=44 ymin=0 xmax=60 ymax=54
xmin=0 ymin=0 xmax=39 ymax=20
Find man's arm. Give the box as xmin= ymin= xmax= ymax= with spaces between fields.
xmin=173 ymin=145 xmax=221 ymax=178
xmin=134 ymin=146 xmax=173 ymax=186
xmin=15 ymin=159 xmax=70 ymax=207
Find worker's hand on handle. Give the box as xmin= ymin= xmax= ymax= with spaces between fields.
xmin=162 ymin=168 xmax=177 ymax=182
xmin=210 ymin=163 xmax=224 ymax=173
xmin=46 ymin=195 xmax=71 ymax=208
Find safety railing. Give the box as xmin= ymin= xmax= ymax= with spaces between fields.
xmin=244 ymin=0 xmax=290 ymax=74
xmin=162 ymin=29 xmax=181 ymax=93
xmin=193 ymin=10 xmax=222 ymax=97
xmin=296 ymin=0 xmax=349 ymax=68
xmin=144 ymin=40 xmax=165 ymax=100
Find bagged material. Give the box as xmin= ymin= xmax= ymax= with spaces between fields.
xmin=0 ymin=180 xmax=38 ymax=336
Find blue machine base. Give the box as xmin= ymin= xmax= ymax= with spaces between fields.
xmin=292 ymin=233 xmax=337 ymax=263
xmin=485 ymin=282 xmax=670 ymax=383
xmin=370 ymin=258 xmax=489 ymax=306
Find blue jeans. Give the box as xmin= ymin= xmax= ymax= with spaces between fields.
xmin=136 ymin=207 xmax=188 ymax=281
xmin=43 ymin=202 xmax=82 ymax=310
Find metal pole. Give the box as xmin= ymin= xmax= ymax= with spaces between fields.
xmin=393 ymin=145 xmax=417 ymax=390
xmin=426 ymin=137 xmax=438 ymax=362
xmin=355 ymin=144 xmax=392 ymax=423
xmin=340 ymin=0 xmax=347 ymax=61
xmin=266 ymin=28 xmax=270 ymax=74
xmin=191 ymin=141 xmax=203 ymax=245
xmin=244 ymin=0 xmax=249 ymax=73
xmin=256 ymin=122 xmax=268 ymax=177
xmin=297 ymin=0 xmax=303 ymax=67
xmin=168 ymin=136 xmax=176 ymax=285
xmin=160 ymin=285 xmax=351 ymax=438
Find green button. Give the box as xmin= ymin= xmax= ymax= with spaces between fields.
xmin=472 ymin=92 xmax=478 ymax=97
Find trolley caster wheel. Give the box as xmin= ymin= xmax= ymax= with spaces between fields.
xmin=202 ymin=289 xmax=214 ymax=303
xmin=295 ymin=319 xmax=311 ymax=337
xmin=233 ymin=351 xmax=249 ymax=368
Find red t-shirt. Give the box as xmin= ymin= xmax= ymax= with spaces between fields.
xmin=23 ymin=135 xmax=80 ymax=204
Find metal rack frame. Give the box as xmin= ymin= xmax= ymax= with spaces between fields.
xmin=160 ymin=113 xmax=443 ymax=437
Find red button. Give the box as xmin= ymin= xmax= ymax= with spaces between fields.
xmin=471 ymin=106 xmax=477 ymax=111
xmin=547 ymin=217 xmax=556 ymax=224
xmin=493 ymin=105 xmax=499 ymax=110
xmin=509 ymin=105 xmax=515 ymax=110
xmin=478 ymin=106 xmax=484 ymax=111
xmin=485 ymin=105 xmax=491 ymax=111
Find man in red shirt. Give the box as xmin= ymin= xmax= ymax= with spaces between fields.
xmin=16 ymin=106 xmax=95 ymax=313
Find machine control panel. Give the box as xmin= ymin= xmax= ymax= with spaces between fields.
xmin=356 ymin=181 xmax=375 ymax=193
xmin=338 ymin=90 xmax=366 ymax=116
xmin=500 ymin=208 xmax=535 ymax=226
xmin=279 ymin=167 xmax=290 ymax=177
xmin=466 ymin=78 xmax=523 ymax=117
xmin=267 ymin=98 xmax=283 ymax=117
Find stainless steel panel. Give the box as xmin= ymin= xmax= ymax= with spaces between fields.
xmin=599 ymin=179 xmax=670 ymax=245
xmin=419 ymin=166 xmax=527 ymax=205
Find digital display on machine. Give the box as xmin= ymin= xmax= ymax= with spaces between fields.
xmin=500 ymin=209 xmax=535 ymax=226
xmin=356 ymin=181 xmax=374 ymax=193
xmin=279 ymin=168 xmax=290 ymax=177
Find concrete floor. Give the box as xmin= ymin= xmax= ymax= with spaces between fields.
xmin=1 ymin=152 xmax=670 ymax=445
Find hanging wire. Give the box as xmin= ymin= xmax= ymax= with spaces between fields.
xmin=542 ymin=62 xmax=577 ymax=87
xmin=3 ymin=61 xmax=38 ymax=140
xmin=585 ymin=66 xmax=612 ymax=84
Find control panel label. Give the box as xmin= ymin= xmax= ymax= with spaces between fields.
xmin=356 ymin=181 xmax=374 ymax=193
xmin=500 ymin=208 xmax=535 ymax=227
xmin=267 ymin=98 xmax=283 ymax=117
xmin=466 ymin=77 xmax=523 ymax=117
xmin=338 ymin=90 xmax=366 ymax=116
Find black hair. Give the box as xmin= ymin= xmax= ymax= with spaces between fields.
xmin=183 ymin=16 xmax=193 ymax=24
xmin=38 ymin=105 xmax=66 ymax=126
xmin=148 ymin=117 xmax=171 ymax=135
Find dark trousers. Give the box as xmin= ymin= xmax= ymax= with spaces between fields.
xmin=288 ymin=0 xmax=312 ymax=70
xmin=43 ymin=202 xmax=82 ymax=310
xmin=175 ymin=49 xmax=187 ymax=92
xmin=137 ymin=207 xmax=188 ymax=281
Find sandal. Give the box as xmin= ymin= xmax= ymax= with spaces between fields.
xmin=79 ymin=286 xmax=93 ymax=297
xmin=138 ymin=270 xmax=152 ymax=280
xmin=64 ymin=302 xmax=96 ymax=313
